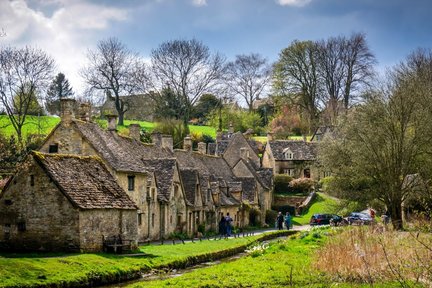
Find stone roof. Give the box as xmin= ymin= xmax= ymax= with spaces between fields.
xmin=142 ymin=158 xmax=176 ymax=202
xmin=268 ymin=140 xmax=317 ymax=161
xmin=74 ymin=120 xmax=172 ymax=173
xmin=33 ymin=152 xmax=137 ymax=210
xmin=215 ymin=132 xmax=261 ymax=156
xmin=215 ymin=140 xmax=230 ymax=156
xmin=179 ymin=168 xmax=198 ymax=206
xmin=311 ymin=125 xmax=336 ymax=142
xmin=220 ymin=189 xmax=240 ymax=206
xmin=256 ymin=168 xmax=273 ymax=189
xmin=207 ymin=143 xmax=216 ymax=156
xmin=238 ymin=177 xmax=257 ymax=203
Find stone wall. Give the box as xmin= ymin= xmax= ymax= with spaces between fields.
xmin=0 ymin=160 xmax=80 ymax=251
xmin=79 ymin=209 xmax=138 ymax=252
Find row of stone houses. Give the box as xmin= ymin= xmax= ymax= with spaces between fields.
xmin=0 ymin=99 xmax=275 ymax=252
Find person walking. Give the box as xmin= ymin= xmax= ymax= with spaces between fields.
xmin=284 ymin=212 xmax=292 ymax=230
xmin=219 ymin=215 xmax=227 ymax=236
xmin=225 ymin=213 xmax=233 ymax=236
xmin=276 ymin=212 xmax=284 ymax=230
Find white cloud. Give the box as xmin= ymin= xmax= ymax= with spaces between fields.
xmin=277 ymin=0 xmax=312 ymax=7
xmin=0 ymin=0 xmax=129 ymax=94
xmin=192 ymin=0 xmax=207 ymax=7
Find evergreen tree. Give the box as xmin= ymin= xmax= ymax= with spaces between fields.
xmin=45 ymin=73 xmax=74 ymax=115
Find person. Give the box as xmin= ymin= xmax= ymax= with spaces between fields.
xmin=225 ymin=213 xmax=233 ymax=236
xmin=276 ymin=212 xmax=284 ymax=230
xmin=382 ymin=209 xmax=390 ymax=225
xmin=284 ymin=212 xmax=292 ymax=230
xmin=218 ymin=215 xmax=226 ymax=236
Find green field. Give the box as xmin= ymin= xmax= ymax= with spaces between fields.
xmin=292 ymin=192 xmax=340 ymax=225
xmin=0 ymin=231 xmax=287 ymax=287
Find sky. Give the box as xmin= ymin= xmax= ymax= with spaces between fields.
xmin=1 ymin=0 xmax=432 ymax=95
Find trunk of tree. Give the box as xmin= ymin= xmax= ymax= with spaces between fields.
xmin=118 ymin=111 xmax=125 ymax=126
xmin=390 ymin=201 xmax=403 ymax=230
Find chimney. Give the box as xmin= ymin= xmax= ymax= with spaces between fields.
xmin=79 ymin=103 xmax=91 ymax=122
xmin=60 ymin=98 xmax=76 ymax=124
xmin=183 ymin=135 xmax=193 ymax=151
xmin=240 ymin=147 xmax=249 ymax=160
xmin=267 ymin=132 xmax=274 ymax=142
xmin=197 ymin=142 xmax=207 ymax=154
xmin=129 ymin=124 xmax=141 ymax=141
xmin=161 ymin=135 xmax=173 ymax=152
xmin=228 ymin=122 xmax=234 ymax=134
xmin=216 ymin=130 xmax=222 ymax=141
xmin=106 ymin=114 xmax=117 ymax=131
xmin=151 ymin=132 xmax=161 ymax=146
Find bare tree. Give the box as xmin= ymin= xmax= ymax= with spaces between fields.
xmin=151 ymin=39 xmax=226 ymax=128
xmin=0 ymin=46 xmax=54 ymax=148
xmin=225 ymin=53 xmax=271 ymax=112
xmin=273 ymin=40 xmax=321 ymax=133
xmin=81 ymin=37 xmax=149 ymax=126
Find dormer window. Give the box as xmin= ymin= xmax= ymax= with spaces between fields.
xmin=128 ymin=175 xmax=135 ymax=191
xmin=283 ymin=148 xmax=293 ymax=160
xmin=49 ymin=144 xmax=58 ymax=153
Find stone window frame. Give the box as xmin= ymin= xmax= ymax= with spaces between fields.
xmin=17 ymin=221 xmax=26 ymax=232
xmin=30 ymin=175 xmax=35 ymax=186
xmin=128 ymin=175 xmax=135 ymax=191
xmin=284 ymin=168 xmax=295 ymax=176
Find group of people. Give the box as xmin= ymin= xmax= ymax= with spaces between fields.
xmin=276 ymin=211 xmax=292 ymax=230
xmin=219 ymin=212 xmax=234 ymax=236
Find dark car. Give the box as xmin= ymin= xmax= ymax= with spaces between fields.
xmin=346 ymin=212 xmax=373 ymax=225
xmin=309 ymin=214 xmax=343 ymax=226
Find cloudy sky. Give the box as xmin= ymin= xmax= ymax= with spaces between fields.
xmin=1 ymin=0 xmax=431 ymax=94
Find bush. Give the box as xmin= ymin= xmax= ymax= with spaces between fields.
xmin=318 ymin=176 xmax=333 ymax=192
xmin=289 ymin=178 xmax=316 ymax=195
xmin=274 ymin=174 xmax=293 ymax=194
xmin=265 ymin=210 xmax=278 ymax=226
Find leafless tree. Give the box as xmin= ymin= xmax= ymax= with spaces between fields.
xmin=0 ymin=46 xmax=54 ymax=148
xmin=225 ymin=53 xmax=271 ymax=112
xmin=151 ymin=39 xmax=226 ymax=128
xmin=80 ymin=37 xmax=150 ymax=126
xmin=273 ymin=40 xmax=321 ymax=133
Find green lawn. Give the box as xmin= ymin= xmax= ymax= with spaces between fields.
xmin=127 ymin=227 xmax=363 ymax=288
xmin=292 ymin=192 xmax=340 ymax=225
xmin=0 ymin=231 xmax=286 ymax=287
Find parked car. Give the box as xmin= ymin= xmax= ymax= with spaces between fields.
xmin=309 ymin=214 xmax=344 ymax=226
xmin=346 ymin=212 xmax=373 ymax=225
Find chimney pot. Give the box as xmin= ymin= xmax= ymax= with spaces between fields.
xmin=79 ymin=103 xmax=91 ymax=122
xmin=183 ymin=135 xmax=193 ymax=151
xmin=197 ymin=142 xmax=207 ymax=154
xmin=161 ymin=135 xmax=173 ymax=152
xmin=228 ymin=122 xmax=234 ymax=134
xmin=151 ymin=132 xmax=162 ymax=146
xmin=60 ymin=98 xmax=76 ymax=124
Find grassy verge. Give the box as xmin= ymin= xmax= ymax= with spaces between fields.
xmin=0 ymin=231 xmax=292 ymax=288
xmin=292 ymin=192 xmax=340 ymax=225
xmin=127 ymin=227 xmax=335 ymax=287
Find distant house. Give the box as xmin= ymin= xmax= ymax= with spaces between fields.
xmin=310 ymin=126 xmax=336 ymax=142
xmin=262 ymin=139 xmax=318 ymax=180
xmin=100 ymin=93 xmax=155 ymax=121
xmin=0 ymin=152 xmax=137 ymax=252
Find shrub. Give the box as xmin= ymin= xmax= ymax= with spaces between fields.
xmin=274 ymin=174 xmax=293 ymax=194
xmin=289 ymin=178 xmax=316 ymax=195
xmin=265 ymin=210 xmax=278 ymax=226
xmin=318 ymin=176 xmax=333 ymax=192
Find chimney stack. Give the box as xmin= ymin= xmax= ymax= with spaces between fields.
xmin=129 ymin=124 xmax=141 ymax=141
xmin=228 ymin=122 xmax=234 ymax=134
xmin=60 ymin=98 xmax=76 ymax=124
xmin=197 ymin=142 xmax=207 ymax=154
xmin=267 ymin=132 xmax=274 ymax=142
xmin=151 ymin=132 xmax=161 ymax=146
xmin=79 ymin=103 xmax=91 ymax=122
xmin=161 ymin=135 xmax=173 ymax=152
xmin=106 ymin=114 xmax=117 ymax=131
xmin=216 ymin=130 xmax=222 ymax=141
xmin=183 ymin=135 xmax=193 ymax=151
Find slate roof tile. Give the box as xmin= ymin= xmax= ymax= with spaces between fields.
xmin=268 ymin=140 xmax=317 ymax=161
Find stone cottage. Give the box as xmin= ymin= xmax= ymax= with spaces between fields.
xmin=38 ymin=99 xmax=187 ymax=241
xmin=0 ymin=152 xmax=137 ymax=252
xmin=262 ymin=139 xmax=318 ymax=180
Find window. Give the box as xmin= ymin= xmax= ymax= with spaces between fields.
xmin=128 ymin=175 xmax=135 ymax=191
xmin=170 ymin=215 xmax=173 ymax=224
xmin=30 ymin=175 xmax=34 ymax=186
xmin=151 ymin=213 xmax=155 ymax=227
xmin=284 ymin=169 xmax=295 ymax=176
xmin=17 ymin=222 xmax=26 ymax=232
xmin=4 ymin=199 xmax=12 ymax=206
xmin=4 ymin=224 xmax=10 ymax=240
xmin=138 ymin=213 xmax=142 ymax=226
xmin=283 ymin=148 xmax=293 ymax=160
xmin=304 ymin=168 xmax=311 ymax=178
xmin=48 ymin=144 xmax=58 ymax=153
xmin=151 ymin=187 xmax=155 ymax=199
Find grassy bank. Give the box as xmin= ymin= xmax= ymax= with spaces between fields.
xmin=292 ymin=192 xmax=340 ymax=225
xmin=0 ymin=231 xmax=292 ymax=288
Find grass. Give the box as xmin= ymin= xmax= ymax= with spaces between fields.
xmin=292 ymin=192 xmax=340 ymax=225
xmin=0 ymin=231 xmax=287 ymax=287
xmin=126 ymin=227 xmax=340 ymax=287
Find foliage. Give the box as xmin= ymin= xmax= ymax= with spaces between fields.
xmin=13 ymin=89 xmax=44 ymax=116
xmin=208 ymin=108 xmax=264 ymax=134
xmin=45 ymin=72 xmax=74 ymax=115
xmin=273 ymin=174 xmax=293 ymax=194
xmin=191 ymin=93 xmax=221 ymax=122
xmin=245 ymin=242 xmax=269 ymax=258
xmin=289 ymin=178 xmax=316 ymax=195
xmin=269 ymin=104 xmax=308 ymax=138
xmin=154 ymin=118 xmax=188 ymax=149
xmin=265 ymin=209 xmax=278 ymax=226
